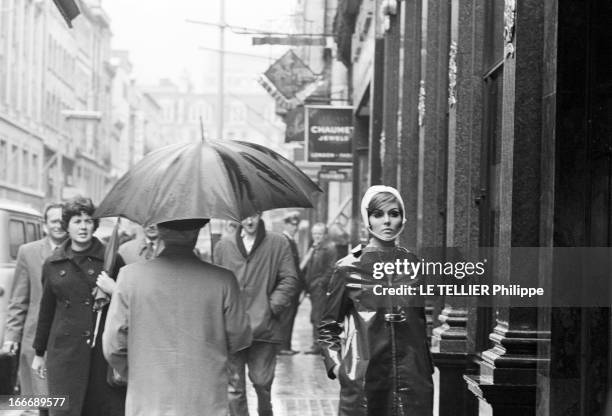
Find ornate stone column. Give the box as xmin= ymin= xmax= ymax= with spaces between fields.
xmin=430 ymin=0 xmax=484 ymax=415
xmin=463 ymin=0 xmax=552 ymax=414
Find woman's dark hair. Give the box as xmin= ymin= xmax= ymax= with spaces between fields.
xmin=61 ymin=196 xmax=99 ymax=232
xmin=367 ymin=192 xmax=403 ymax=217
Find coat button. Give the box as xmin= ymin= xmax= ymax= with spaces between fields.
xmin=87 ymin=269 xmax=95 ymax=275
xmin=83 ymin=300 xmax=90 ymax=306
xmin=59 ymin=270 xmax=66 ymax=276
xmin=82 ymin=330 xmax=91 ymax=337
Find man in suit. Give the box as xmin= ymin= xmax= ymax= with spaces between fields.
xmin=118 ymin=223 xmax=165 ymax=264
xmin=301 ymin=223 xmax=337 ymax=354
xmin=3 ymin=203 xmax=66 ymax=415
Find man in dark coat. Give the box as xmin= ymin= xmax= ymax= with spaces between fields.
xmin=277 ymin=212 xmax=302 ymax=355
xmin=301 ymin=223 xmax=337 ymax=354
xmin=103 ymin=219 xmax=252 ymax=416
xmin=3 ymin=203 xmax=66 ymax=416
xmin=214 ymin=212 xmax=299 ymax=416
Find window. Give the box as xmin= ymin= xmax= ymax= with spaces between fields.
xmin=26 ymin=222 xmax=36 ymax=242
xmin=31 ymin=153 xmax=39 ymax=189
xmin=22 ymin=149 xmax=29 ymax=186
xmin=9 ymin=144 xmax=18 ymax=184
xmin=0 ymin=139 xmax=6 ymax=180
xmin=9 ymin=219 xmax=25 ymax=260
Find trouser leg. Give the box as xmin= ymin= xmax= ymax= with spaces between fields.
xmin=309 ymin=285 xmax=327 ymax=348
xmin=278 ymin=292 xmax=300 ymax=351
xmin=228 ymin=350 xmax=249 ymax=416
xmin=246 ymin=342 xmax=278 ymax=416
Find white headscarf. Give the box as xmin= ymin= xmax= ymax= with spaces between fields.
xmin=360 ymin=185 xmax=406 ymax=242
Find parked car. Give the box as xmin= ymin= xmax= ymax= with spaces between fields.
xmin=0 ymin=200 xmax=42 ymax=394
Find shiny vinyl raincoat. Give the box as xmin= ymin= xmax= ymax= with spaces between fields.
xmin=318 ymin=245 xmax=434 ymax=416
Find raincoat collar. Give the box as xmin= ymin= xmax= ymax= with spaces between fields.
xmin=236 ymin=219 xmax=267 ymax=258
xmin=48 ymin=237 xmax=106 ymax=263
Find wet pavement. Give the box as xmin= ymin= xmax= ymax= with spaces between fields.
xmin=1 ymin=298 xmax=439 ymax=416
xmin=246 ymin=298 xmax=340 ymax=416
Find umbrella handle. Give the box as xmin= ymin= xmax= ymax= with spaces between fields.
xmin=89 ymin=311 xmax=102 ymax=348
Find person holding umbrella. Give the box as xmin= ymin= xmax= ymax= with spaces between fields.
xmin=92 ymin=139 xmax=319 ymax=415
xmin=31 ymin=196 xmax=126 ymax=416
xmin=103 ymin=219 xmax=252 ymax=415
xmin=318 ymin=186 xmax=434 ymax=416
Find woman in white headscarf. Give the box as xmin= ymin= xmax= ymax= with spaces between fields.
xmin=318 ymin=185 xmax=434 ymax=416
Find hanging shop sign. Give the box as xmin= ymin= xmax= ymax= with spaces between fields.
xmin=305 ymin=106 xmax=353 ymax=165
xmin=262 ymin=50 xmax=318 ymax=100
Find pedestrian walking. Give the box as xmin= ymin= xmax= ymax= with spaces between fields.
xmin=117 ymin=223 xmax=164 ymax=264
xmin=301 ymin=223 xmax=337 ymax=355
xmin=277 ymin=212 xmax=303 ymax=356
xmin=31 ymin=197 xmax=126 ymax=416
xmin=2 ymin=203 xmax=66 ymax=416
xmin=214 ymin=212 xmax=299 ymax=416
xmin=318 ymin=185 xmax=434 ymax=416
xmin=103 ymin=219 xmax=252 ymax=416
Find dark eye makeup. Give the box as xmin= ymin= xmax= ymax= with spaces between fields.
xmin=369 ymin=208 xmax=401 ymax=218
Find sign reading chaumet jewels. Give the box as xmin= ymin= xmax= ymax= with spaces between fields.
xmin=305 ymin=105 xmax=353 ymax=165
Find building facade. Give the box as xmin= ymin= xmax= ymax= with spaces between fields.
xmin=0 ymin=0 xmax=119 ymax=208
xmin=109 ymin=50 xmax=163 ymax=179
xmin=143 ymin=70 xmax=285 ymax=154
xmin=335 ymin=0 xmax=611 ymax=415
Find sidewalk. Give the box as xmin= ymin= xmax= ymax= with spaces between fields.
xmin=1 ymin=299 xmax=439 ymax=416
xmin=246 ymin=298 xmax=439 ymax=416
xmin=246 ymin=298 xmax=340 ymax=416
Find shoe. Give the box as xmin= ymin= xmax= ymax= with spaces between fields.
xmin=278 ymin=349 xmax=300 ymax=356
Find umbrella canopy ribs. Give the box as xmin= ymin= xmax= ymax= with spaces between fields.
xmin=94 ymin=140 xmax=321 ymax=224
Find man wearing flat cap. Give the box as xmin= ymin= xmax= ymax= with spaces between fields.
xmin=103 ymin=219 xmax=251 ymax=416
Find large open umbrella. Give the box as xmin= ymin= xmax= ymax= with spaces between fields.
xmin=94 ymin=140 xmax=322 ymax=224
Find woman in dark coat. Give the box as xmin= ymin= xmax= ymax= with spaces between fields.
xmin=318 ymin=185 xmax=434 ymax=416
xmin=32 ymin=197 xmax=126 ymax=416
